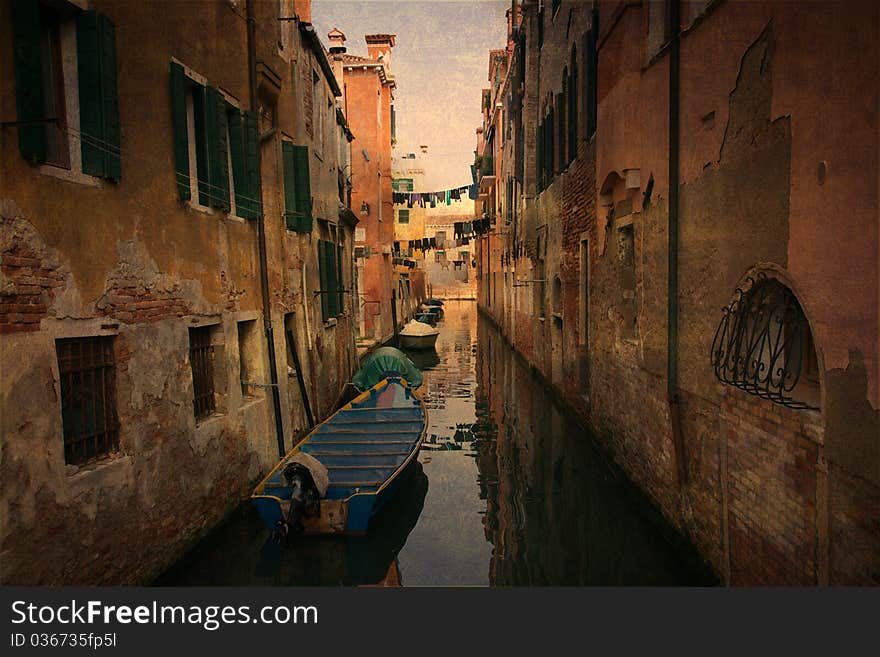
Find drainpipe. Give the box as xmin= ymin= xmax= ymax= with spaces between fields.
xmin=247 ymin=0 xmax=287 ymax=458
xmin=667 ymin=0 xmax=687 ymax=488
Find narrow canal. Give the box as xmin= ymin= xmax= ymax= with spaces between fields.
xmin=156 ymin=300 xmax=716 ymax=586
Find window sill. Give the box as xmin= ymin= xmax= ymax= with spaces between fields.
xmin=195 ymin=411 xmax=227 ymax=427
xmin=65 ymin=452 xmax=129 ymax=479
xmin=187 ymin=201 xmax=216 ymax=215
xmin=39 ymin=165 xmax=103 ymax=189
xmin=323 ymin=318 xmax=338 ymax=328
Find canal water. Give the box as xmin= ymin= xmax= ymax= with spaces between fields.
xmin=156 ymin=300 xmax=716 ymax=586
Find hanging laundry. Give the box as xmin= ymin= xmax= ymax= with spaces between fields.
xmin=445 ymin=190 xmax=451 ymax=206
xmin=429 ymin=237 xmax=437 ymax=249
xmin=468 ymin=184 xmax=478 ymax=200
xmin=463 ymin=221 xmax=473 ymax=235
xmin=451 ymin=188 xmax=461 ymax=200
xmin=454 ymin=222 xmax=463 ymax=238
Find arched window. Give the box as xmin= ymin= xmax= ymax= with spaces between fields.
xmin=711 ymin=274 xmax=820 ymax=410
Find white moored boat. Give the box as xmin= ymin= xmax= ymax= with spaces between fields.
xmin=399 ymin=319 xmax=439 ymax=350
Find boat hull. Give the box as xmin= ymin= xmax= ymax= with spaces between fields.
xmin=399 ymin=332 xmax=438 ymax=350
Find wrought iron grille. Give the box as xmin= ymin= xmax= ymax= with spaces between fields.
xmin=711 ymin=274 xmax=819 ymax=410
xmin=189 ymin=326 xmax=216 ymax=420
xmin=56 ymin=336 xmax=119 ymax=465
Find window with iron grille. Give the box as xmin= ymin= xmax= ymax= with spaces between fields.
xmin=711 ymin=275 xmax=820 ymax=410
xmin=56 ymin=336 xmax=119 ymax=465
xmin=189 ymin=326 xmax=216 ymax=420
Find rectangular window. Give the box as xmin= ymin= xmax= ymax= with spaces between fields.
xmin=170 ymin=62 xmax=259 ymax=218
xmin=318 ymin=240 xmax=340 ymax=321
xmin=392 ymin=178 xmax=414 ymax=192
xmin=583 ymin=25 xmax=598 ymax=140
xmin=618 ymin=224 xmax=638 ymax=339
xmin=189 ymin=326 xmax=216 ymax=420
xmin=11 ymin=1 xmax=121 ymax=179
xmin=56 ymin=336 xmax=119 ymax=466
xmin=282 ymin=141 xmax=313 ymax=232
xmin=397 ymin=209 xmax=410 ymax=224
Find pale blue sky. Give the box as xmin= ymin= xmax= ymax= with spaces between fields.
xmin=312 ymin=0 xmax=509 ymax=190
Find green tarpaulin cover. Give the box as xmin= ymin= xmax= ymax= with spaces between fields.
xmin=352 ymin=347 xmax=423 ymax=390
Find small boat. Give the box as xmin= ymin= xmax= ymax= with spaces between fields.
xmin=399 ymin=319 xmax=439 ymax=350
xmin=252 ymin=349 xmax=426 ymax=537
xmin=421 ymin=305 xmax=443 ymax=321
xmin=415 ymin=312 xmax=438 ymax=327
xmin=423 ymin=298 xmax=444 ymax=307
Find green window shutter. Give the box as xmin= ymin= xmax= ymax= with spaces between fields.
xmin=100 ymin=14 xmax=121 ymax=181
xmin=169 ymin=62 xmax=190 ymax=200
xmin=326 ymin=242 xmax=338 ymax=317
xmin=192 ymin=85 xmax=210 ymax=206
xmin=11 ymin=0 xmax=47 ymax=163
xmin=78 ymin=13 xmax=121 ymax=180
xmin=292 ymin=145 xmax=312 ymax=232
xmin=317 ymin=241 xmax=329 ymax=321
xmin=243 ymin=110 xmax=261 ymax=219
xmin=336 ymin=243 xmax=344 ymax=316
xmin=77 ymin=11 xmax=104 ymax=176
xmin=281 ymin=140 xmax=298 ymax=230
xmin=205 ymin=86 xmax=229 ymax=210
xmin=228 ymin=108 xmax=247 ymax=217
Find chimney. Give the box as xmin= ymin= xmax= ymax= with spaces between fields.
xmin=365 ymin=34 xmax=396 ymax=71
xmin=294 ymin=0 xmax=311 ymax=24
xmin=328 ymin=27 xmax=347 ymax=54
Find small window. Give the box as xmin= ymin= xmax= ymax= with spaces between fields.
xmin=189 ymin=325 xmax=217 ymax=420
xmin=398 ymin=209 xmax=410 ymax=224
xmin=170 ymin=63 xmax=260 ymax=218
xmin=712 ymin=275 xmax=820 ymax=410
xmin=318 ymin=239 xmax=341 ymax=322
xmin=56 ymin=336 xmax=119 ymax=465
xmin=282 ymin=141 xmax=313 ymax=232
xmin=618 ymin=224 xmax=637 ymax=339
xmin=11 ymin=1 xmax=121 ymax=179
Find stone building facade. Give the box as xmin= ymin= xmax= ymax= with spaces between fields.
xmin=0 ymin=0 xmax=359 ymax=584
xmin=475 ymin=0 xmax=878 ymax=585
xmin=330 ymin=30 xmax=397 ymax=346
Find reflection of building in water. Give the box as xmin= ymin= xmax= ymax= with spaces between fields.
xmin=474 ymin=316 xmax=716 ymax=586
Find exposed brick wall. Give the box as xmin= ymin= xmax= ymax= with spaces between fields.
xmin=722 ymin=388 xmax=819 ymax=585
xmin=0 ymin=241 xmax=64 ymax=334
xmin=829 ymin=465 xmax=880 ymax=585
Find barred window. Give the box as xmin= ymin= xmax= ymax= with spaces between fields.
xmin=56 ymin=336 xmax=119 ymax=465
xmin=711 ymin=275 xmax=820 ymax=410
xmin=189 ymin=326 xmax=216 ymax=420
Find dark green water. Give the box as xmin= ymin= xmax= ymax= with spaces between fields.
xmin=155 ymin=300 xmax=716 ymax=586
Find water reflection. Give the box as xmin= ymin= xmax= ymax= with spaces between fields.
xmin=154 ymin=462 xmax=428 ymax=586
xmin=473 ymin=317 xmax=716 ymax=585
xmin=157 ymin=301 xmax=714 ymax=586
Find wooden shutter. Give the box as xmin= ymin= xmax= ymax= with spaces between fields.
xmin=169 ymin=62 xmax=190 ymax=200
xmin=326 ymin=241 xmax=338 ymax=317
xmin=78 ymin=13 xmax=120 ymax=180
xmin=293 ymin=145 xmax=312 ymax=232
xmin=205 ymin=86 xmax=229 ymax=210
xmin=584 ymin=25 xmax=597 ymax=139
xmin=568 ymin=65 xmax=577 ymax=161
xmin=282 ymin=140 xmax=298 ymax=230
xmin=192 ymin=85 xmax=210 ymax=206
xmin=228 ymin=108 xmax=247 ymax=217
xmin=336 ymin=242 xmax=344 ymax=317
xmin=77 ymin=12 xmax=104 ymax=176
xmin=100 ymin=14 xmax=120 ymax=180
xmin=243 ymin=110 xmax=261 ymax=219
xmin=11 ymin=0 xmax=47 ymax=163
xmin=317 ymin=241 xmax=329 ymax=321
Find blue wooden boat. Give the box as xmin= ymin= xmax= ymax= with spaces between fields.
xmin=251 ymin=376 xmax=426 ymax=536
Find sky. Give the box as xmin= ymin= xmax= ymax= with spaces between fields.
xmin=312 ymin=0 xmax=509 ymax=191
